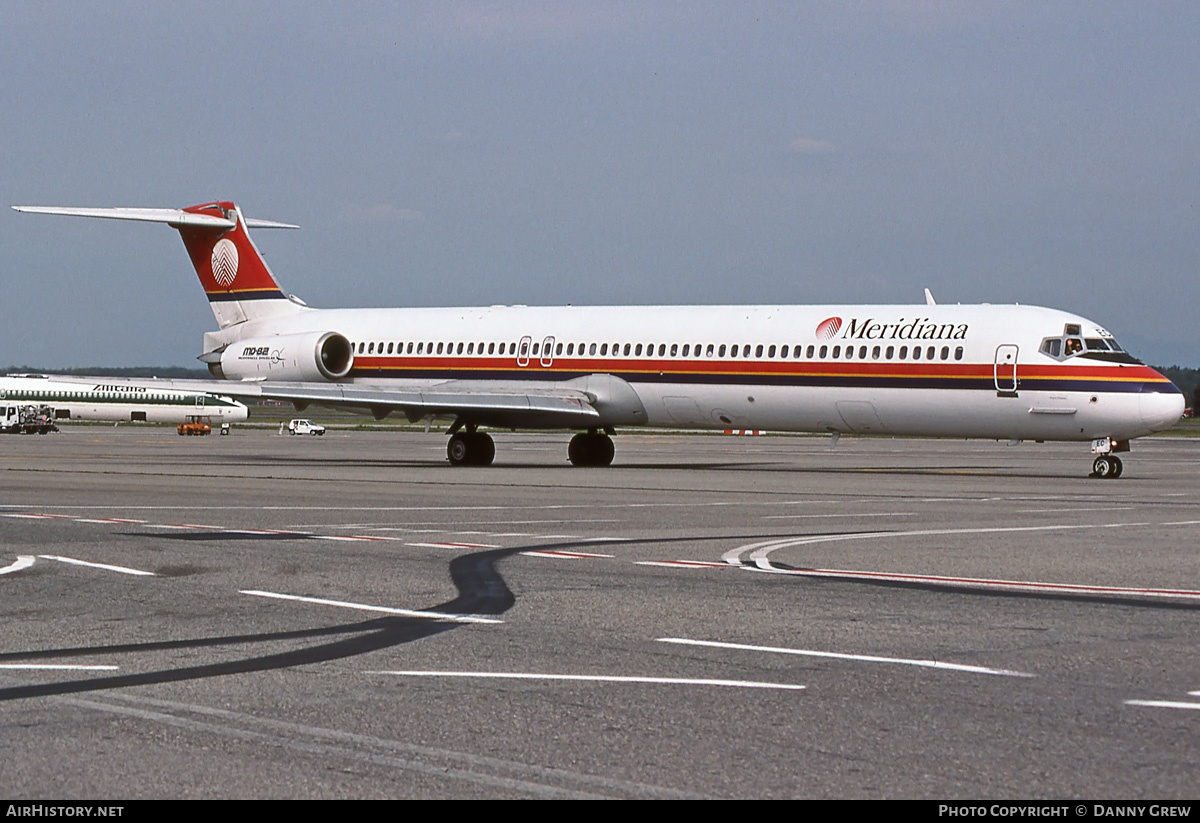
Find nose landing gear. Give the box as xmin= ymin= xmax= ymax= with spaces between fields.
xmin=1089 ymin=437 xmax=1128 ymax=479
xmin=1090 ymin=454 xmax=1123 ymax=479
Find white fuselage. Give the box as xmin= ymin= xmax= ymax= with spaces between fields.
xmin=210 ymin=301 xmax=1183 ymax=442
xmin=0 ymin=376 xmax=249 ymax=425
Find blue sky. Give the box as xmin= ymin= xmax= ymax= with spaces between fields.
xmin=2 ymin=2 xmax=1197 ymax=368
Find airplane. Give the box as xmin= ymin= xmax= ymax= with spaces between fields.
xmin=0 ymin=373 xmax=248 ymax=429
xmin=13 ymin=202 xmax=1184 ymax=476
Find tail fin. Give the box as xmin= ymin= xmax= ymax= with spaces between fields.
xmin=175 ymin=202 xmax=306 ymax=328
xmin=12 ymin=202 xmax=304 ymax=329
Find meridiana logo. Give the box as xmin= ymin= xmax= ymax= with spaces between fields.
xmin=815 ymin=316 xmax=842 ymax=340
xmin=211 ymin=238 xmax=239 ymax=287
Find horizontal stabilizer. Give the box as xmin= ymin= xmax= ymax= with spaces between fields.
xmin=11 ymin=206 xmax=298 ymax=230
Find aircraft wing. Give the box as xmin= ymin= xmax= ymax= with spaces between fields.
xmin=48 ymin=375 xmax=601 ymax=429
xmin=244 ymin=380 xmax=602 ymax=428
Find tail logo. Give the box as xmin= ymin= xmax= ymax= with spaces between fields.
xmin=211 ymin=238 xmax=239 ymax=287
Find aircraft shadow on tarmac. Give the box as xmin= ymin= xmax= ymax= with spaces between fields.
xmin=3 ymin=531 xmax=1195 ymax=703
xmin=0 ymin=545 xmax=519 ymax=703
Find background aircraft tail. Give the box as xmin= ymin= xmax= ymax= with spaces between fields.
xmin=12 ymin=202 xmax=305 ymax=330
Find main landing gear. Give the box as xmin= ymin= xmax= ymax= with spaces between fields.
xmin=446 ymin=431 xmax=495 ymax=466
xmin=443 ymin=426 xmax=616 ymax=467
xmin=568 ymin=430 xmax=615 ymax=467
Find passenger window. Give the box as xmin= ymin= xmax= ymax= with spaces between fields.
xmin=885 ymin=346 xmax=894 ymax=359
xmin=845 ymin=346 xmax=854 ymax=359
xmin=625 ymin=343 xmax=632 ymax=356
xmin=531 ymin=342 xmax=539 ymax=356
xmin=940 ymin=346 xmax=949 ymax=360
xmin=589 ymin=343 xmax=598 ymax=355
xmin=556 ymin=343 xmax=563 ymax=355
xmin=636 ymin=344 xmax=644 ymax=356
xmin=601 ymin=343 xmax=609 ymax=356
xmin=387 ymin=342 xmax=394 ymax=354
xmin=819 ymin=345 xmax=828 ymax=358
xmin=718 ymin=344 xmax=727 ymax=357
xmin=859 ymin=346 xmax=867 ymax=359
xmin=682 ymin=344 xmax=690 ymax=357
xmin=832 ymin=345 xmax=841 ymax=358
xmin=670 ymin=344 xmax=678 ymax=357
xmin=487 ymin=343 xmax=494 ymax=355
xmin=706 ymin=344 xmax=714 ymax=357
xmin=954 ymin=346 xmax=963 ymax=360
xmin=768 ymin=345 xmax=776 ymax=358
xmin=466 ymin=343 xmax=473 ymax=355
xmin=437 ymin=342 xmax=444 ymax=355
xmin=872 ymin=346 xmax=880 ymax=360
xmin=911 ymin=346 xmax=920 ymax=360
xmin=806 ymin=345 xmax=815 ymax=358
xmin=926 ymin=346 xmax=935 ymax=360
xmin=658 ymin=344 xmax=666 ymax=356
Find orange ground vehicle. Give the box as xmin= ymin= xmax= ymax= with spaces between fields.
xmin=177 ymin=415 xmax=212 ymax=436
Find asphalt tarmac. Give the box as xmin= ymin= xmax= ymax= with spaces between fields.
xmin=1 ymin=426 xmax=1197 ymax=798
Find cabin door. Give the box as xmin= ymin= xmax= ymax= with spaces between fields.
xmin=994 ymin=344 xmax=1019 ymax=393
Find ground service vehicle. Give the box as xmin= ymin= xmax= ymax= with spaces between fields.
xmin=288 ymin=419 xmax=326 ymax=436
xmin=177 ymin=415 xmax=211 ymax=436
xmin=0 ymin=404 xmax=58 ymax=435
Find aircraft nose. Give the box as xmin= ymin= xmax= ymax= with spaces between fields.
xmin=1140 ymin=383 xmax=1185 ymax=432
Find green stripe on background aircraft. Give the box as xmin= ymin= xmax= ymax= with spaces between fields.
xmin=13 ymin=202 xmax=1183 ymax=475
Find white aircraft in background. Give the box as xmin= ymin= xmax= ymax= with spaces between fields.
xmin=0 ymin=373 xmax=248 ymax=429
xmin=13 ymin=202 xmax=1184 ymax=476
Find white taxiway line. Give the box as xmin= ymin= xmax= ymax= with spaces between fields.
xmin=520 ymin=550 xmax=615 ymax=559
xmin=39 ymin=555 xmax=155 ymax=577
xmin=0 ymin=664 xmax=118 ymax=671
xmin=1125 ymin=700 xmax=1200 ymax=711
xmin=657 ymin=638 xmax=1034 ymax=678
xmin=0 ymin=556 xmax=36 ymax=576
xmin=366 ymin=671 xmax=805 ymax=691
xmin=240 ymin=590 xmax=503 ymax=624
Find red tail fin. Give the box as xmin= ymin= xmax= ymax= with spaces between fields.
xmin=177 ymin=202 xmax=304 ymax=328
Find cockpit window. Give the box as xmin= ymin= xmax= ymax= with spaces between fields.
xmin=1042 ymin=328 xmax=1137 ymax=363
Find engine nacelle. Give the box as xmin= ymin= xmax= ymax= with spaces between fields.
xmin=210 ymin=332 xmax=354 ymax=381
